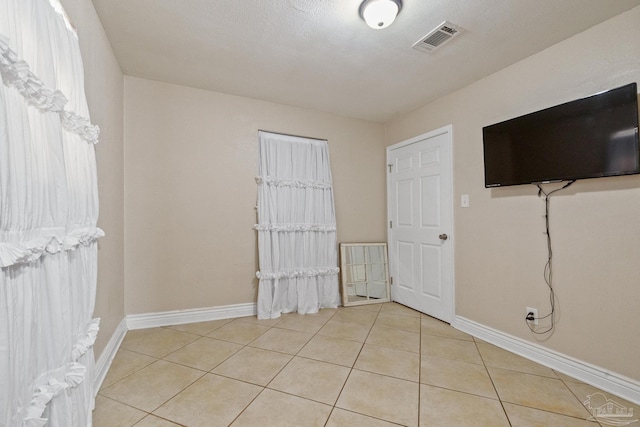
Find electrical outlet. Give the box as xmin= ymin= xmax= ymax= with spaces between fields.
xmin=526 ymin=307 xmax=538 ymax=325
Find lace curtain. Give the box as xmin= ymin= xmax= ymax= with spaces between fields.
xmin=0 ymin=0 xmax=101 ymax=425
xmin=255 ymin=131 xmax=340 ymax=319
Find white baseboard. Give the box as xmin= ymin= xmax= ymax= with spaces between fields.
xmin=93 ymin=317 xmax=127 ymax=396
xmin=453 ymin=315 xmax=640 ymax=405
xmin=126 ymin=302 xmax=257 ymax=330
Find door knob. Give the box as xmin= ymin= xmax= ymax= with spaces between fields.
xmin=439 ymin=233 xmax=448 ymax=241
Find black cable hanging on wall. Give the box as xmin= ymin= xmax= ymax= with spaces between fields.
xmin=527 ymin=180 xmax=576 ymax=334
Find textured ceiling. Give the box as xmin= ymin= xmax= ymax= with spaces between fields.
xmin=91 ymin=0 xmax=640 ymax=122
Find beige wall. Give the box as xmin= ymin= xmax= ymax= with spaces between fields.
xmin=60 ymin=0 xmax=125 ymax=358
xmin=386 ymin=7 xmax=640 ymax=380
xmin=124 ymin=77 xmax=386 ymax=314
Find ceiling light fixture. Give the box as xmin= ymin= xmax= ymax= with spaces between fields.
xmin=359 ymin=0 xmax=402 ymax=29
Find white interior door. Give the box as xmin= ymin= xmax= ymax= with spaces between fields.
xmin=387 ymin=125 xmax=454 ymax=322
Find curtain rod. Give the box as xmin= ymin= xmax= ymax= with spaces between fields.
xmin=258 ymin=129 xmax=327 ymax=142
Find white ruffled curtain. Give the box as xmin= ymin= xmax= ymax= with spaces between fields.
xmin=0 ymin=0 xmax=101 ymax=426
xmin=255 ymin=131 xmax=340 ymax=319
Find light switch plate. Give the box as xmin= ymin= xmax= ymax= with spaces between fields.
xmin=461 ymin=194 xmax=469 ymax=208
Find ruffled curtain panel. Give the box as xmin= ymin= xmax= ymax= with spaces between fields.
xmin=255 ymin=131 xmax=340 ymax=319
xmin=0 ymin=0 xmax=102 ymax=426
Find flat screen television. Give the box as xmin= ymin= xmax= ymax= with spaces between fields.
xmin=483 ymin=83 xmax=640 ymax=188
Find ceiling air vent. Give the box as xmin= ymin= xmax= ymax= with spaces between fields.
xmin=413 ymin=21 xmax=463 ymax=53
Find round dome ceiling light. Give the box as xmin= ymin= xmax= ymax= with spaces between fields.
xmin=359 ymin=0 xmax=403 ymax=29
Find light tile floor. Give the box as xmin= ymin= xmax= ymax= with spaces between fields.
xmin=93 ymin=303 xmax=637 ymax=426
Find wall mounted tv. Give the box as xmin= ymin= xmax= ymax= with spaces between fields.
xmin=483 ymin=83 xmax=640 ymax=188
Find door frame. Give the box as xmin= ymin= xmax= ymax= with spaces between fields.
xmin=386 ymin=124 xmax=456 ymax=322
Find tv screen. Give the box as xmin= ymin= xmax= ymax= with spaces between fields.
xmin=483 ymin=83 xmax=640 ymax=188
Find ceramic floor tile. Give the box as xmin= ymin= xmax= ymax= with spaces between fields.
xmin=488 ymin=367 xmax=592 ymax=419
xmin=134 ymin=415 xmax=182 ymax=427
xmin=419 ymin=384 xmax=510 ymax=427
xmin=503 ymin=402 xmax=601 ymax=427
xmin=297 ymin=335 xmax=364 ymax=367
xmin=273 ymin=313 xmax=329 ymax=333
xmin=268 ymin=356 xmax=351 ymax=405
xmin=163 ymin=336 xmax=242 ymax=371
xmin=100 ymin=360 xmax=204 ymax=412
xmin=121 ymin=327 xmax=160 ymax=343
xmin=374 ymin=313 xmax=421 ymax=332
xmin=212 ymin=346 xmax=292 ymax=386
xmin=163 ymin=318 xmax=233 ymax=336
xmin=366 ymin=324 xmax=420 ymax=353
xmin=421 ymin=334 xmax=484 ymax=365
xmin=232 ymin=315 xmax=282 ymax=327
xmin=92 ymin=395 xmax=146 ymax=427
xmin=562 ymin=380 xmax=640 ymax=423
xmin=336 ymin=369 xmax=419 ymax=427
xmin=380 ymin=302 xmax=421 ymax=318
xmin=121 ymin=328 xmax=200 ymax=358
xmin=354 ymin=343 xmax=419 ymax=382
xmin=554 ymin=370 xmax=585 ymax=383
xmin=100 ymin=349 xmax=157 ymax=389
xmin=477 ymin=342 xmax=558 ymax=377
xmin=421 ymin=316 xmax=473 ymax=341
xmin=312 ymin=307 xmax=339 ymax=318
xmin=331 ymin=308 xmax=379 ymax=325
xmin=231 ymin=389 xmax=332 ymax=427
xmin=99 ymin=317 xmax=623 ymax=427
xmin=206 ymin=321 xmax=271 ymax=344
xmin=317 ymin=318 xmax=372 ymax=342
xmin=343 ymin=303 xmax=383 ymax=313
xmin=420 ymin=355 xmax=498 ymax=399
xmin=325 ymin=408 xmax=400 ymax=427
xmin=249 ymin=327 xmax=313 ymax=354
xmin=153 ymin=373 xmax=262 ymax=427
